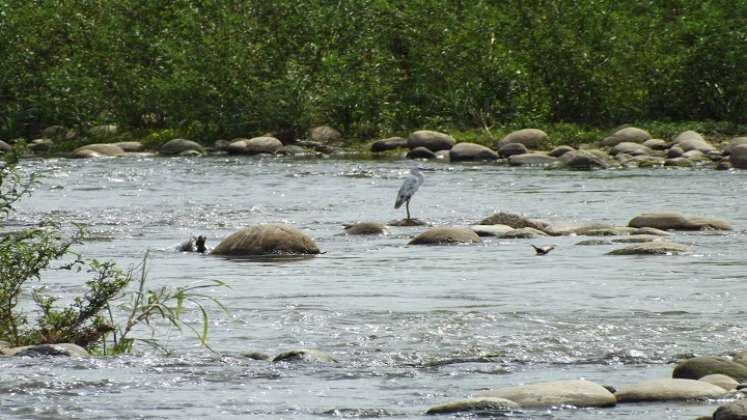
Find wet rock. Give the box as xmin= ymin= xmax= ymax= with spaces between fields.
xmin=243 ymin=351 xmax=271 ymax=361
xmin=469 ymin=224 xmax=514 ymax=237
xmin=667 ymin=146 xmax=685 ymax=158
xmin=683 ymin=150 xmax=707 ymax=160
xmin=557 ymin=150 xmax=610 ymax=170
xmin=113 ymin=141 xmax=144 ymax=152
xmin=499 ymin=227 xmax=546 ymax=239
xmin=628 ymin=211 xmax=731 ymax=231
xmin=611 ymin=142 xmax=652 ymax=156
xmin=389 ymin=218 xmax=428 ymax=227
xmin=700 ymin=374 xmax=739 ymax=391
xmin=29 ymin=138 xmax=54 ymax=153
xmin=179 ymin=149 xmax=203 ymax=157
xmin=371 ymin=137 xmax=407 ymax=152
xmin=309 ymin=125 xmax=341 ymax=143
xmin=161 ymin=138 xmax=205 ymax=156
xmin=275 ymin=145 xmax=306 ymax=156
xmin=607 ymin=241 xmax=689 ymax=255
xmin=343 ymin=222 xmax=386 ymax=235
xmin=631 ymin=227 xmax=671 ymax=236
xmin=2 ymin=343 xmax=90 ymax=357
xmin=733 ymin=348 xmax=747 ymax=366
xmin=435 ymin=150 xmax=450 ymax=161
xmin=406 ymin=146 xmax=437 ymax=159
xmin=71 ymin=143 xmax=126 ymax=158
xmin=475 ymin=379 xmax=616 ymax=408
xmin=229 ymin=136 xmax=283 ymax=155
xmin=508 ymin=152 xmax=557 ymax=166
xmin=88 ymin=124 xmax=117 ymax=139
xmin=449 ymin=142 xmax=498 ymax=161
xmin=576 ymin=239 xmax=613 ymax=246
xmin=409 ymin=227 xmax=480 ymax=245
xmin=478 ymin=212 xmax=547 ymax=231
xmin=610 ymin=234 xmax=662 ymax=243
xmin=643 ymin=138 xmax=669 ymax=150
xmin=548 ymin=145 xmax=575 ymax=157
xmin=212 ymin=224 xmax=320 ymax=256
xmin=615 ymin=378 xmax=726 ymax=402
xmin=272 ymin=349 xmax=337 ymax=363
xmin=543 ymin=222 xmax=617 ymax=236
xmin=407 ymin=130 xmax=456 ymax=152
xmin=713 ymin=400 xmax=747 ymax=420
xmin=673 ymin=130 xmax=716 ymax=153
xmin=0 ymin=140 xmax=10 ymax=153
xmin=425 ymin=397 xmax=519 ymax=415
xmin=601 ymin=127 xmax=652 ymax=147
xmin=673 ymin=357 xmax=747 ymax=382
xmin=497 ymin=142 xmax=528 ymax=158
xmin=497 ymin=128 xmax=548 ymax=149
xmin=730 ymin=144 xmax=747 ymax=169
xmin=726 ymin=137 xmax=747 ymax=154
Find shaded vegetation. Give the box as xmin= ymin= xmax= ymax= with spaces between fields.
xmin=1 ymin=1 xmax=746 ymax=141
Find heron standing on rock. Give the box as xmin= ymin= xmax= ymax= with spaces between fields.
xmin=395 ymin=168 xmax=425 ymax=221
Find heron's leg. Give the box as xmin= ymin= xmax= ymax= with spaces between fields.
xmin=406 ymin=200 xmax=412 ymax=220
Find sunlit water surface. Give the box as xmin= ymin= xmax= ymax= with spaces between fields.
xmin=2 ymin=155 xmax=747 ymax=419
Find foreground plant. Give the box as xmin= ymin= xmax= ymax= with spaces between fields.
xmin=0 ymin=145 xmax=229 ymax=354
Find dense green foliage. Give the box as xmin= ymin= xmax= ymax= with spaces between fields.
xmin=0 ymin=148 xmax=226 ymax=353
xmin=1 ymin=1 xmax=746 ymax=140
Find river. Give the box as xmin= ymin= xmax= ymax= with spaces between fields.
xmin=2 ymin=155 xmax=746 ymax=419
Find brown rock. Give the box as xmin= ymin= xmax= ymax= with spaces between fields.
xmin=450 ymin=142 xmax=498 ymax=161
xmin=407 ymin=130 xmax=456 ymax=151
xmin=475 ymin=379 xmax=616 ymax=408
xmin=409 ymin=227 xmax=480 ymax=245
xmin=370 ymin=137 xmax=407 ymax=152
xmin=212 ymin=224 xmax=320 ymax=256
xmin=343 ymin=222 xmax=386 ymax=235
xmin=601 ymin=127 xmax=652 ymax=147
xmin=498 ymin=128 xmax=548 ymax=149
xmin=615 ymin=378 xmax=726 ymax=402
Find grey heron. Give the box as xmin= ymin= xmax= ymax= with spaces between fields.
xmin=394 ymin=168 xmax=425 ymax=220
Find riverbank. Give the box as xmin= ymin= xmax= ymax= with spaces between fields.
xmin=6 ymin=121 xmax=747 ymax=171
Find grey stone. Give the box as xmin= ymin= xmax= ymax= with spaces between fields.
xmin=713 ymin=400 xmax=747 ymax=420
xmin=615 ymin=378 xmax=726 ymax=402
xmin=498 ymin=128 xmax=548 ymax=149
xmin=113 ymin=141 xmax=144 ymax=152
xmin=2 ymin=343 xmax=90 ymax=358
xmin=699 ymin=374 xmax=739 ymax=391
xmin=0 ymin=140 xmax=10 ymax=152
xmin=343 ymin=222 xmax=386 ymax=235
xmin=628 ymin=211 xmax=731 ymax=231
xmin=478 ymin=212 xmax=547 ymax=230
xmin=730 ymin=144 xmax=747 ymax=169
xmin=558 ymin=150 xmax=610 ymax=170
xmin=71 ymin=143 xmax=126 ymax=158
xmin=673 ymin=357 xmax=747 ymax=382
xmin=498 ymin=142 xmax=528 ymax=158
xmin=407 ymin=146 xmax=437 ymax=159
xmin=449 ymin=142 xmax=498 ymax=161
xmin=370 ymin=137 xmax=407 ymax=152
xmin=272 ymin=349 xmax=337 ymax=363
xmin=643 ymin=138 xmax=669 ymax=150
xmin=611 ymin=142 xmax=652 ymax=156
xmin=607 ymin=241 xmax=690 ymax=255
xmin=548 ymin=145 xmax=575 ymax=157
xmin=29 ymin=138 xmax=54 ymax=153
xmin=161 ymin=138 xmax=205 ymax=156
xmin=407 ymin=130 xmax=456 ymax=151
xmin=212 ymin=224 xmax=320 ymax=256
xmin=673 ymin=130 xmax=716 ymax=152
xmin=469 ymin=224 xmax=514 ymax=237
xmin=409 ymin=227 xmax=481 ymax=245
xmin=425 ymin=397 xmax=519 ymax=415
xmin=475 ymin=379 xmax=616 ymax=408
xmin=601 ymin=127 xmax=652 ymax=147
xmin=667 ymin=146 xmax=684 ymax=158
xmin=499 ymin=227 xmax=546 ymax=239
xmin=88 ymin=124 xmax=118 ymax=138
xmin=508 ymin=152 xmax=557 ymax=166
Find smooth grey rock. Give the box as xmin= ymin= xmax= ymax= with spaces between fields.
xmin=243 ymin=351 xmax=271 ymax=361
xmin=713 ymin=400 xmax=747 ymax=420
xmin=449 ymin=142 xmax=498 ymax=161
xmin=643 ymin=138 xmax=669 ymax=150
xmin=212 ymin=224 xmax=320 ymax=256
xmin=611 ymin=234 xmax=662 ymax=243
xmin=425 ymin=397 xmax=519 ymax=415
xmin=469 ymin=224 xmax=514 ymax=237
xmin=2 ymin=343 xmax=90 ymax=357
xmin=673 ymin=357 xmax=747 ymax=382
xmin=628 ymin=211 xmax=731 ymax=231
xmin=161 ymin=138 xmax=204 ymax=156
xmin=343 ymin=222 xmax=386 ymax=235
xmin=113 ymin=141 xmax=144 ymax=152
xmin=499 ymin=227 xmax=546 ymax=239
xmin=275 ymin=145 xmax=306 ymax=156
xmin=543 ymin=222 xmax=617 ymax=236
xmin=244 ymin=136 xmax=283 ymax=154
xmin=498 ymin=128 xmax=548 ymax=149
xmin=370 ymin=137 xmax=407 ymax=152
xmin=699 ymin=374 xmax=739 ymax=391
xmin=558 ymin=150 xmax=610 ymax=170
xmin=683 ymin=150 xmax=706 ymax=160
xmin=479 ymin=213 xmax=547 ymax=230
xmin=665 ymin=157 xmax=694 ymax=167
xmin=615 ymin=378 xmax=726 ymax=402
xmin=407 ymin=130 xmax=456 ymax=151
xmin=601 ymin=127 xmax=652 ymax=147
xmin=730 ymin=144 xmax=747 ymax=169
xmin=42 ymin=125 xmax=72 ymax=140
xmin=309 ymin=125 xmax=341 ymax=143
xmin=611 ymin=142 xmax=652 ymax=156
xmin=409 ymin=227 xmax=481 ymax=245
xmin=498 ymin=142 xmax=528 ymax=158
xmin=548 ymin=145 xmax=575 ymax=157
xmin=71 ymin=143 xmax=125 ymax=158
xmin=406 ymin=146 xmax=437 ymax=159
xmin=674 ymin=130 xmax=716 ymax=152
xmin=508 ymin=152 xmax=557 ymax=166
xmin=607 ymin=241 xmax=690 ymax=255
xmin=667 ymin=146 xmax=684 ymax=158
xmin=576 ymin=239 xmax=613 ymax=246
xmin=631 ymin=227 xmax=671 ymax=236
xmin=272 ymin=349 xmax=337 ymax=363
xmin=475 ymin=379 xmax=616 ymax=408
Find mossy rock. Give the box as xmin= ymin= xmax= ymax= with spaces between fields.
xmin=212 ymin=224 xmax=320 ymax=256
xmin=409 ymin=227 xmax=480 ymax=245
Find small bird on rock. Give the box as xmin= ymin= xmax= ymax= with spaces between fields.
xmin=532 ymin=244 xmax=555 ymax=256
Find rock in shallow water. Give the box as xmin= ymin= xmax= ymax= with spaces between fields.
xmin=449 ymin=142 xmax=497 ymax=161
xmin=409 ymin=227 xmax=480 ymax=245
xmin=615 ymin=378 xmax=727 ymax=402
xmin=212 ymin=224 xmax=320 ymax=256
xmin=343 ymin=222 xmax=386 ymax=235
xmin=474 ymin=379 xmax=616 ymax=408
xmin=713 ymin=400 xmax=747 ymax=420
xmin=407 ymin=130 xmax=455 ymax=152
xmin=673 ymin=357 xmax=747 ymax=382
xmin=699 ymin=374 xmax=739 ymax=391
xmin=2 ymin=343 xmax=90 ymax=357
xmin=272 ymin=349 xmax=337 ymax=363
xmin=606 ymin=241 xmax=690 ymax=255
xmin=425 ymin=397 xmax=519 ymax=415
xmin=628 ymin=211 xmax=731 ymax=231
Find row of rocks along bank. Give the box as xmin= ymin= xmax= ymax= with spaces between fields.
xmin=5 ymin=124 xmax=747 ymax=170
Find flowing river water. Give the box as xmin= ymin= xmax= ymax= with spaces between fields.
xmin=2 ymin=155 xmax=747 ymax=419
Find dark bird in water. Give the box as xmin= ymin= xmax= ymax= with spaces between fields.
xmin=394 ymin=168 xmax=425 ymax=221
xmin=532 ymin=244 xmax=555 ymax=255
xmin=195 ymin=235 xmax=206 ymax=253
xmin=177 ymin=235 xmax=207 ymax=253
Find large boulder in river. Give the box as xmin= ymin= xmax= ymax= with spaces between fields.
xmin=673 ymin=130 xmax=716 ymax=153
xmin=713 ymin=400 xmax=747 ymax=420
xmin=615 ymin=378 xmax=727 ymax=403
xmin=309 ymin=125 xmax=341 ymax=143
xmin=227 ymin=137 xmax=283 ymax=155
xmin=425 ymin=397 xmax=519 ymax=415
xmin=160 ymin=138 xmax=205 ymax=156
xmin=557 ymin=150 xmax=610 ymax=170
xmin=2 ymin=343 xmax=90 ymax=357
xmin=409 ymin=227 xmax=480 ymax=245
xmin=475 ymin=379 xmax=616 ymax=408
xmin=370 ymin=137 xmax=407 ymax=152
xmin=406 ymin=146 xmax=437 ymax=159
xmin=71 ymin=143 xmax=126 ymax=158
xmin=212 ymin=224 xmax=320 ymax=256
xmin=673 ymin=356 xmax=747 ymax=382
xmin=606 ymin=241 xmax=690 ymax=255
xmin=343 ymin=222 xmax=386 ymax=235
xmin=497 ymin=128 xmax=548 ymax=149
xmin=407 ymin=130 xmax=456 ymax=151
xmin=601 ymin=127 xmax=652 ymax=147
xmin=628 ymin=211 xmax=731 ymax=231
xmin=699 ymin=374 xmax=740 ymax=391
xmin=479 ymin=212 xmax=547 ymax=230
xmin=730 ymin=144 xmax=747 ymax=169
xmin=498 ymin=142 xmax=528 ymax=158
xmin=449 ymin=142 xmax=497 ymax=161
